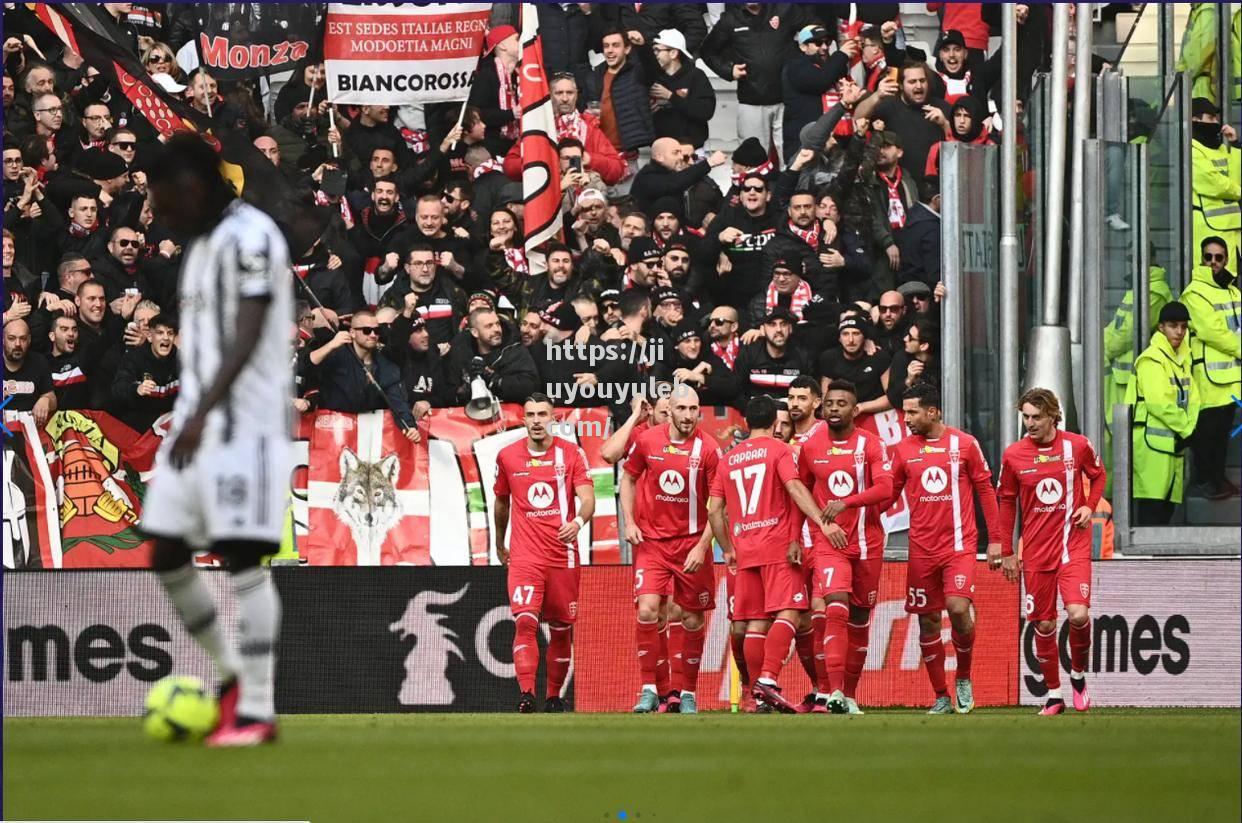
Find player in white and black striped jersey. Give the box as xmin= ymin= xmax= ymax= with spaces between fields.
xmin=143 ymin=133 xmax=293 ymax=747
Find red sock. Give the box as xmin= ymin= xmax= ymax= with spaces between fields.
xmin=794 ymin=626 xmax=818 ymax=690
xmin=1068 ymin=619 xmax=1091 ymax=674
xmin=1035 ymin=626 xmax=1062 ymax=691
xmin=636 ymin=619 xmax=661 ymax=686
xmin=655 ymin=623 xmax=671 ymax=695
xmin=823 ymin=601 xmax=849 ymax=693
xmin=743 ymin=631 xmax=767 ymax=687
xmin=919 ymin=633 xmax=948 ymax=697
xmin=676 ymin=624 xmax=705 ymax=694
xmin=545 ymin=625 xmax=572 ymax=699
xmin=667 ymin=621 xmax=685 ymax=692
xmin=761 ymin=618 xmax=798 ymax=681
xmin=844 ymin=620 xmax=871 ymax=698
xmin=811 ymin=611 xmax=829 ymax=691
xmin=951 ymin=627 xmax=974 ymax=681
xmin=731 ymin=631 xmax=750 ymax=687
xmin=513 ymin=614 xmax=540 ymax=693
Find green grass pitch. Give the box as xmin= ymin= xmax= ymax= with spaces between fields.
xmin=5 ymin=710 xmax=1239 ymax=822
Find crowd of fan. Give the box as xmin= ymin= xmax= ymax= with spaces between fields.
xmin=4 ymin=3 xmax=1072 ymax=431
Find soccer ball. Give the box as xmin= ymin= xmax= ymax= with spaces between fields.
xmin=143 ymin=675 xmax=219 ymax=742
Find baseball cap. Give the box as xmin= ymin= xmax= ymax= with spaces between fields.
xmin=897 ymin=280 xmax=932 ymax=299
xmin=485 ymin=25 xmax=518 ymax=54
xmin=936 ymin=29 xmax=967 ymax=51
xmin=762 ymin=306 xmax=797 ymax=324
xmin=1192 ymin=97 xmax=1221 ymax=118
xmin=797 ymin=24 xmax=830 ymax=45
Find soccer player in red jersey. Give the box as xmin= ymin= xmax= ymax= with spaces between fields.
xmin=493 ymin=394 xmax=596 ymax=713
xmin=708 ymin=394 xmax=833 ymax=713
xmin=603 ymin=391 xmax=686 ymax=708
xmin=888 ymin=382 xmax=1001 ymax=714
xmin=620 ymin=385 xmax=720 ymax=714
xmin=996 ymin=388 xmax=1106 ymax=715
xmin=786 ymin=379 xmax=836 ymax=710
xmin=799 ymin=380 xmax=894 ymax=714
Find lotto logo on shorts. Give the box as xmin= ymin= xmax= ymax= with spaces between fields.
xmin=954 ymin=574 xmax=967 ymax=590
xmin=698 ymin=592 xmax=709 ymax=607
xmin=1080 ymin=583 xmax=1090 ymax=599
xmin=793 ymin=592 xmax=805 ymax=603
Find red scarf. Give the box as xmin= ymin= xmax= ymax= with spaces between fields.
xmin=496 ymin=60 xmax=520 ymax=141
xmin=472 ymin=158 xmax=504 ymax=180
xmin=292 ymin=263 xmax=312 ymax=280
xmin=313 ymin=190 xmax=355 ymax=229
xmin=765 ymin=279 xmax=813 ymax=323
xmin=503 ymin=246 xmax=528 ymax=275
xmin=556 ymin=111 xmax=589 ymax=143
xmin=712 ymin=337 xmax=739 ymax=370
xmin=820 ymin=88 xmax=859 ymax=138
xmin=786 ymin=219 xmax=820 ymax=248
xmin=399 ymin=127 xmax=429 ymax=155
xmin=730 ymin=158 xmax=775 ymax=188
xmin=68 ymin=220 xmax=97 ymax=238
xmin=880 ymin=168 xmax=907 ymax=229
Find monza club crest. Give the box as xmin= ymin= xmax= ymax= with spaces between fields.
xmin=954 ymin=574 xmax=967 ymax=590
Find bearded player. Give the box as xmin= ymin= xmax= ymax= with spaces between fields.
xmin=799 ymin=380 xmax=893 ymax=714
xmin=620 ymin=385 xmax=720 ymax=714
xmin=997 ymin=388 xmax=1105 ymax=715
xmin=494 ymin=393 xmax=596 ymax=712
xmin=786 ymin=377 xmax=832 ymax=710
xmin=708 ymin=395 xmax=834 ymax=713
xmin=888 ymin=382 xmax=1001 ymax=714
xmin=604 ymin=390 xmax=687 ymax=710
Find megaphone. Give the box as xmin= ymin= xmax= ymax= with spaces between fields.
xmin=465 ymin=375 xmax=501 ymax=421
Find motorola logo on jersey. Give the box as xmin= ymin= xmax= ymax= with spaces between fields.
xmin=921 ymin=466 xmax=948 ymax=494
xmin=827 ymin=470 xmax=854 ymax=497
xmin=658 ymin=470 xmax=685 ymax=495
xmin=1035 ymin=477 xmax=1064 ymax=505
xmin=527 ymin=482 xmax=554 ymax=509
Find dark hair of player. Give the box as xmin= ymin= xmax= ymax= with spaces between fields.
xmin=903 ymin=380 xmax=941 ymax=410
xmin=745 ymin=394 xmax=778 ymax=429
xmin=789 ymin=375 xmax=821 ymax=396
xmin=525 ymin=392 xmax=554 ymax=408
xmin=826 ymin=379 xmax=858 ymax=398
xmin=1018 ymin=387 xmax=1062 ymax=424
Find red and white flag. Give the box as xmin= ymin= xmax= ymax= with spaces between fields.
xmin=518 ymin=3 xmax=563 ymax=261
xmin=306 ymin=411 xmax=431 ymax=565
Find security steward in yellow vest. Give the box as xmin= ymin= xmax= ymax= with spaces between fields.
xmin=1103 ymin=265 xmax=1174 ymax=489
xmin=1191 ymin=98 xmax=1240 ymax=269
xmin=1184 ymin=237 xmax=1242 ymax=499
xmin=1126 ymin=302 xmax=1201 ymax=526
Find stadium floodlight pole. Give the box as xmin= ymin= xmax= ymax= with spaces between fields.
xmin=292 ymin=271 xmax=417 ymax=436
xmin=1066 ymin=3 xmax=1094 ymax=347
xmin=1041 ymin=3 xmax=1070 ymax=327
xmin=999 ymin=2 xmax=1019 ymax=448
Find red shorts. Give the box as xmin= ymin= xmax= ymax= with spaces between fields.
xmin=633 ymin=536 xmax=716 ymax=612
xmin=725 ymin=564 xmax=739 ymax=621
xmin=812 ymin=549 xmax=884 ymax=609
xmin=734 ymin=563 xmax=810 ymax=620
xmin=508 ymin=562 xmax=580 ymax=624
xmin=1023 ymin=554 xmax=1092 ymax=622
xmin=802 ymin=545 xmax=818 ymax=597
xmin=905 ymin=550 xmax=976 ymax=614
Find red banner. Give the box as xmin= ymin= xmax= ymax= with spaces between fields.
xmin=574 ymin=563 xmax=1019 ymax=710
xmin=518 ymin=3 xmax=563 ymax=255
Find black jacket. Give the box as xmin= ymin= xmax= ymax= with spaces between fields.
xmin=630 ymin=158 xmax=715 ymax=217
xmin=588 ymin=54 xmax=655 ymax=152
xmin=650 ymin=60 xmax=717 ymax=149
xmin=781 ymin=50 xmax=851 ymax=162
xmin=109 ymin=343 xmax=180 ymax=431
xmin=378 ymin=273 xmax=468 ymax=348
xmin=468 ymin=54 xmax=520 ymax=157
xmin=701 ymin=4 xmax=809 ymax=106
xmin=669 ymin=349 xmax=742 ymax=407
xmin=895 ymin=202 xmax=941 ymax=290
xmin=382 ymin=314 xmax=454 ymax=408
xmin=49 ymin=350 xmax=93 ymax=410
xmin=315 ymin=344 xmax=415 ymax=426
xmin=701 ymin=205 xmax=780 ymax=309
xmin=732 ymin=340 xmax=813 ymax=398
xmin=445 ymin=323 xmax=540 ymax=404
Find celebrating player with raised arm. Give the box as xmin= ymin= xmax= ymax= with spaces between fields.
xmin=888 ymin=382 xmax=1002 ymax=714
xmin=798 ymin=381 xmax=894 ymax=714
xmin=708 ymin=395 xmax=833 ymax=714
xmin=143 ymin=133 xmax=295 ymax=747
xmin=493 ymin=394 xmax=596 ymax=713
xmin=997 ymin=388 xmax=1106 ymax=715
xmin=620 ymin=385 xmax=720 ymax=714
